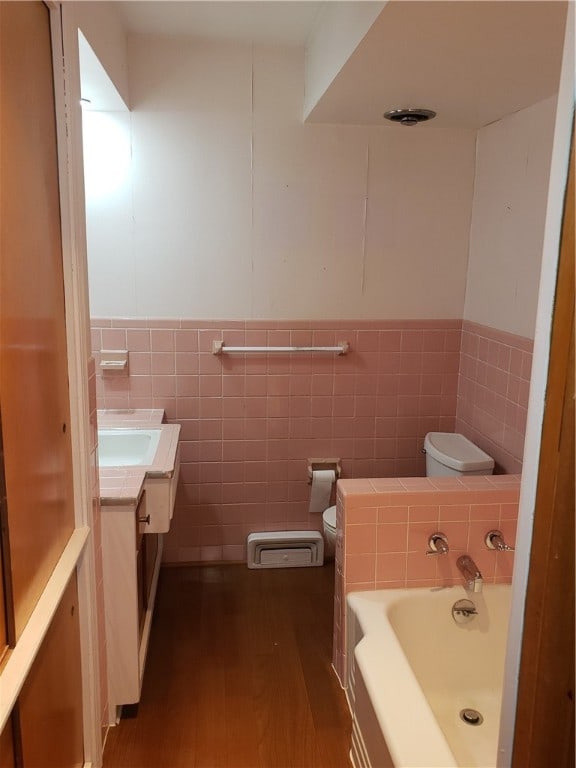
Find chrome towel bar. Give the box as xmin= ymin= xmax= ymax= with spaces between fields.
xmin=212 ymin=340 xmax=350 ymax=355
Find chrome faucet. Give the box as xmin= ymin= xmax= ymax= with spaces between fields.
xmin=485 ymin=530 xmax=515 ymax=551
xmin=426 ymin=532 xmax=449 ymax=556
xmin=457 ymin=555 xmax=483 ymax=593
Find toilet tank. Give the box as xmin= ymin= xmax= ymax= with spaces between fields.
xmin=424 ymin=432 xmax=494 ymax=476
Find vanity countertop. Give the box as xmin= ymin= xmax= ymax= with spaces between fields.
xmin=97 ymin=408 xmax=165 ymax=428
xmin=98 ymin=410 xmax=181 ymax=506
xmin=99 ymin=467 xmax=147 ymax=506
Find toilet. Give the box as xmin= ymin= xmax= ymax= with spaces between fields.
xmin=322 ymin=505 xmax=337 ymax=558
xmin=321 ymin=433 xmax=493 ymax=560
xmin=424 ymin=432 xmax=494 ymax=476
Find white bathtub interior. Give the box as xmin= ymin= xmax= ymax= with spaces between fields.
xmin=347 ymin=585 xmax=512 ymax=768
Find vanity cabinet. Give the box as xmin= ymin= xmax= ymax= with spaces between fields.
xmin=98 ymin=415 xmax=180 ymax=721
xmin=101 ymin=491 xmax=163 ymax=720
xmin=143 ymin=531 xmax=159 ymax=611
xmin=143 ymin=444 xmax=181 ymax=533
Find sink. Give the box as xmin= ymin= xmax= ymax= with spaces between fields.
xmin=97 ymin=422 xmax=180 ymax=533
xmin=97 ymin=428 xmax=162 ymax=467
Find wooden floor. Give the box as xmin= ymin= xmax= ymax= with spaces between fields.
xmin=104 ymin=563 xmax=352 ymax=768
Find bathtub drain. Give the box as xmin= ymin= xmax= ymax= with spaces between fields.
xmin=460 ymin=709 xmax=483 ymax=726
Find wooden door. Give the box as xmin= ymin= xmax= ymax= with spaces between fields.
xmin=18 ymin=577 xmax=83 ymax=768
xmin=0 ymin=717 xmax=15 ymax=768
xmin=0 ymin=2 xmax=84 ymax=765
xmin=0 ymin=0 xmax=76 ymax=639
xmin=512 ymin=134 xmax=574 ymax=766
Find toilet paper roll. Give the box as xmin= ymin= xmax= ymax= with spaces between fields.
xmin=309 ymin=469 xmax=336 ymax=515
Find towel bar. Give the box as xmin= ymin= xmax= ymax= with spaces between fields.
xmin=212 ymin=341 xmax=349 ymax=355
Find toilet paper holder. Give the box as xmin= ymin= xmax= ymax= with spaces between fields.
xmin=307 ymin=459 xmax=341 ymax=483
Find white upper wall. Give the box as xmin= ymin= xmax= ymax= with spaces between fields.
xmin=304 ymin=1 xmax=386 ymax=119
xmin=85 ymin=38 xmax=476 ymax=320
xmin=463 ymin=96 xmax=558 ymax=339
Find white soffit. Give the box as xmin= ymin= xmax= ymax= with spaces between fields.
xmin=78 ymin=31 xmax=128 ymax=112
xmin=304 ymin=1 xmax=386 ymax=118
xmin=306 ymin=0 xmax=568 ymax=129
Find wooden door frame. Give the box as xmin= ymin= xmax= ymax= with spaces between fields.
xmin=49 ymin=3 xmax=103 ymax=766
xmin=2 ymin=1 xmax=102 ymax=765
xmin=0 ymin=1 xmax=97 ymax=763
xmin=512 ymin=130 xmax=574 ymax=766
xmin=497 ymin=7 xmax=575 ymax=764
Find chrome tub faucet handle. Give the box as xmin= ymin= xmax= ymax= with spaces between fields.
xmin=485 ymin=530 xmax=515 ymax=552
xmin=426 ymin=532 xmax=449 ymax=556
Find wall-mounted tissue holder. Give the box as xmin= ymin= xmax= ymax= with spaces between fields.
xmin=307 ymin=458 xmax=341 ymax=483
xmin=100 ymin=350 xmax=129 ymax=374
xmin=308 ymin=459 xmax=340 ymax=515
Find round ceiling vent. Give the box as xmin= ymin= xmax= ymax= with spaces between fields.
xmin=383 ymin=108 xmax=437 ymax=126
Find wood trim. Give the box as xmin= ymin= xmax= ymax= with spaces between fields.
xmin=0 ymin=526 xmax=89 ymax=733
xmin=512 ymin=131 xmax=574 ymax=766
xmin=0 ymin=412 xmax=15 ymax=650
xmin=51 ymin=4 xmax=104 ymax=764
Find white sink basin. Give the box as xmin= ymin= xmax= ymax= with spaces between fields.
xmin=97 ymin=422 xmax=181 ymax=533
xmin=98 ymin=428 xmax=162 ymax=467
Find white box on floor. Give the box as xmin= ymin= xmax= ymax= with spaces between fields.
xmin=247 ymin=531 xmax=324 ymax=569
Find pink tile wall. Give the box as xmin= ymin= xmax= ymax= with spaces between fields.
xmin=332 ymin=474 xmax=520 ymax=683
xmin=91 ymin=318 xmax=461 ymax=563
xmin=88 ymin=357 xmax=108 ymax=730
xmin=456 ymin=321 xmax=533 ymax=474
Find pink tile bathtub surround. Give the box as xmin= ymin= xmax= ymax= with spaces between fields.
xmin=456 ymin=321 xmax=533 ymax=474
xmin=91 ymin=319 xmax=461 ymax=562
xmin=332 ymin=474 xmax=520 ymax=684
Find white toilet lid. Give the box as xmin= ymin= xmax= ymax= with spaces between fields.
xmin=323 ymin=505 xmax=336 ymax=530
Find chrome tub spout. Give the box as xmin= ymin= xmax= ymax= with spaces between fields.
xmin=457 ymin=555 xmax=483 ymax=593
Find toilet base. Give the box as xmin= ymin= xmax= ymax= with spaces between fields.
xmin=323 ymin=527 xmax=336 ymax=560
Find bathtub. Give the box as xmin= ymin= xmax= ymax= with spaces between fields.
xmin=346 ymin=584 xmax=511 ymax=768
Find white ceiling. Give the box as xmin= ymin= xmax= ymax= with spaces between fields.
xmin=114 ymin=0 xmax=567 ymax=129
xmin=117 ymin=1 xmax=327 ymax=46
